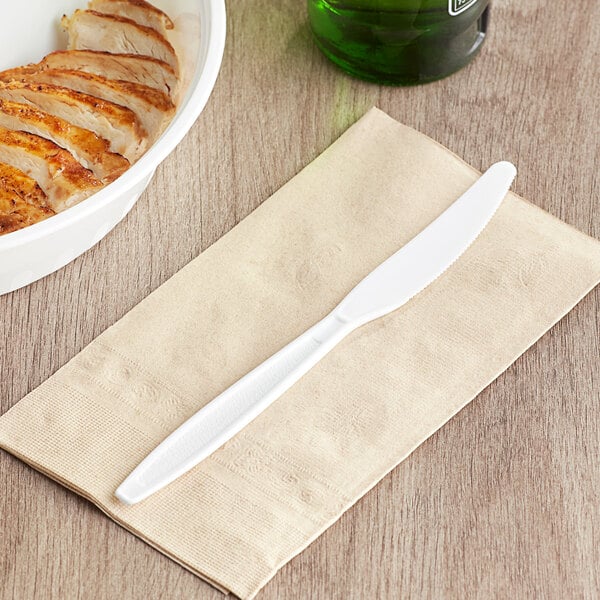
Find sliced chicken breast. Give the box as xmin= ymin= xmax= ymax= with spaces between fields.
xmin=0 ymin=128 xmax=103 ymax=212
xmin=88 ymin=0 xmax=174 ymax=35
xmin=0 ymin=81 xmax=146 ymax=162
xmin=0 ymin=162 xmax=50 ymax=207
xmin=0 ymin=190 xmax=54 ymax=234
xmin=39 ymin=50 xmax=178 ymax=99
xmin=0 ymin=163 xmax=54 ymax=234
xmin=0 ymin=99 xmax=129 ymax=183
xmin=63 ymin=10 xmax=179 ymax=73
xmin=0 ymin=67 xmax=175 ymax=142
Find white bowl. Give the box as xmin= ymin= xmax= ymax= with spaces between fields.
xmin=0 ymin=0 xmax=226 ymax=295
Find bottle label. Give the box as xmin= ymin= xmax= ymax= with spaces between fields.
xmin=448 ymin=0 xmax=478 ymax=15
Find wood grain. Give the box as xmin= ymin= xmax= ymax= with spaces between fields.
xmin=1 ymin=0 xmax=599 ymax=598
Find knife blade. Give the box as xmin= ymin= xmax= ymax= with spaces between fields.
xmin=116 ymin=161 xmax=516 ymax=505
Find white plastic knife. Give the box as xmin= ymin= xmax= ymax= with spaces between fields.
xmin=116 ymin=161 xmax=516 ymax=505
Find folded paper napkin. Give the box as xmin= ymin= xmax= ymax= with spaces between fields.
xmin=2 ymin=108 xmax=600 ymax=599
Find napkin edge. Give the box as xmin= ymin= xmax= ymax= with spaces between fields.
xmin=0 ymin=443 xmax=232 ymax=596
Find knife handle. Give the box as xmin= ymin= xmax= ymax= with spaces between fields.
xmin=115 ymin=310 xmax=355 ymax=505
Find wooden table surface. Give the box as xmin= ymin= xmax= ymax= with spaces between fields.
xmin=2 ymin=1 xmax=599 ymax=598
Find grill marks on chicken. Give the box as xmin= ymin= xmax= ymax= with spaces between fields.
xmin=0 ymin=98 xmax=129 ymax=182
xmin=0 ymin=163 xmax=54 ymax=234
xmin=64 ymin=10 xmax=179 ymax=72
xmin=0 ymin=0 xmax=179 ymax=235
xmin=0 ymin=128 xmax=103 ymax=212
xmin=40 ymin=51 xmax=179 ymax=100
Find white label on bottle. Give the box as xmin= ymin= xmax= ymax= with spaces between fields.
xmin=448 ymin=0 xmax=478 ymax=15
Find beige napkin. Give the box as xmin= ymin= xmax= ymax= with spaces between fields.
xmin=1 ymin=108 xmax=600 ymax=599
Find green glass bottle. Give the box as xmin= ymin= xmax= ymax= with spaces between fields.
xmin=308 ymin=0 xmax=490 ymax=85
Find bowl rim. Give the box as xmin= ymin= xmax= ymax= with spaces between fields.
xmin=0 ymin=0 xmax=227 ymax=250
